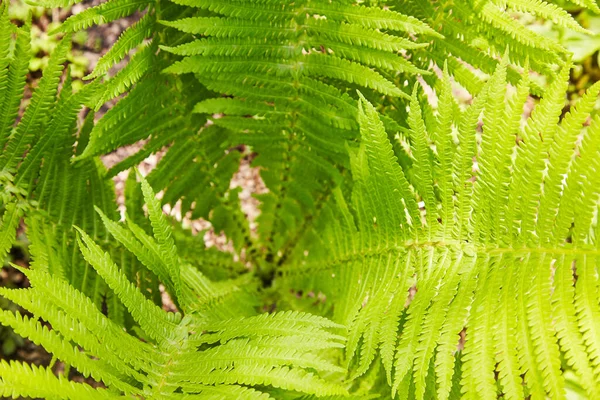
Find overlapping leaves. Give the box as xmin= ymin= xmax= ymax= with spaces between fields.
xmin=282 ymin=61 xmax=600 ymax=399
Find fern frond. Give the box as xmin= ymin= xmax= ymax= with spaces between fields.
xmin=53 ymin=0 xmax=152 ymax=34
xmin=0 ymin=4 xmax=11 ymax=90
xmin=492 ymin=265 xmax=524 ymax=400
xmin=96 ymin=207 xmax=177 ymax=300
xmin=76 ymin=226 xmax=180 ymax=343
xmin=0 ymin=20 xmax=121 ymax=311
xmin=192 ymin=311 xmax=345 ymax=345
xmin=77 ymin=71 xmax=204 ymax=160
xmin=0 ymin=360 xmax=115 ymax=400
xmin=139 ymin=175 xmax=184 ymax=302
xmin=91 ymin=41 xmax=156 ymax=109
xmin=0 ymin=308 xmax=141 ymax=393
xmin=59 ymin=0 xmax=595 ymax=270
xmin=567 ymin=0 xmax=600 ymax=13
xmin=14 ymin=80 xmax=98 ymax=189
xmin=21 ymin=248 xmax=161 ymax=366
xmin=390 ymin=0 xmax=592 ymax=95
xmin=0 ymin=241 xmax=347 ymax=399
xmin=86 ymin=12 xmax=155 ymax=80
xmin=435 ymin=261 xmax=477 ymax=400
xmin=0 ymin=285 xmax=151 ymax=388
xmin=407 ymin=87 xmax=437 ymax=237
xmin=306 ymin=2 xmax=440 ymax=35
xmin=0 ymin=33 xmax=71 ymax=172
xmin=538 ymin=81 xmax=600 ymax=244
xmin=0 ymin=17 xmax=30 ymax=150
xmin=282 ymin=61 xmax=600 ymax=398
xmin=2 ymin=1 xmax=599 ymax=398
xmin=0 ymin=201 xmax=27 ymax=260
xmin=158 ymin=0 xmax=436 ymax=258
xmin=499 ymin=0 xmax=589 ymax=33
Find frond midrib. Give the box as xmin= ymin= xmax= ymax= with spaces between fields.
xmin=288 ymin=239 xmax=600 ymax=273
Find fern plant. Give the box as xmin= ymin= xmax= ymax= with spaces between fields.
xmin=395 ymin=0 xmax=594 ymax=93
xmin=0 ymin=175 xmax=348 ymax=399
xmin=0 ymin=6 xmax=125 ymax=307
xmin=1 ymin=0 xmax=600 ymax=398
xmin=3 ymin=59 xmax=600 ymax=398
xmin=32 ymin=0 xmax=599 ymax=259
xmin=281 ymin=60 xmax=600 ymax=399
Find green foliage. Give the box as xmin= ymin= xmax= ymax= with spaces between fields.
xmin=0 ymin=6 xmax=121 ymax=303
xmin=396 ymin=0 xmax=585 ymax=93
xmin=154 ymin=0 xmax=438 ymax=261
xmin=39 ymin=0 xmax=598 ymax=258
xmin=1 ymin=0 xmax=600 ymax=399
xmin=1 ymin=177 xmax=347 ymax=399
xmin=281 ymin=61 xmax=600 ymax=399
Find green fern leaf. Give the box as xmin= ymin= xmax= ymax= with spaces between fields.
xmin=0 ymin=10 xmax=30 ymax=150
xmin=0 ymin=360 xmax=115 ymax=400
xmin=282 ymin=60 xmax=600 ymax=398
xmin=53 ymin=0 xmax=152 ymax=34
xmin=86 ymin=13 xmax=155 ymax=80
xmin=91 ymin=41 xmax=156 ymax=109
xmin=0 ymin=33 xmax=71 ymax=172
xmin=76 ymin=226 xmax=180 ymax=343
